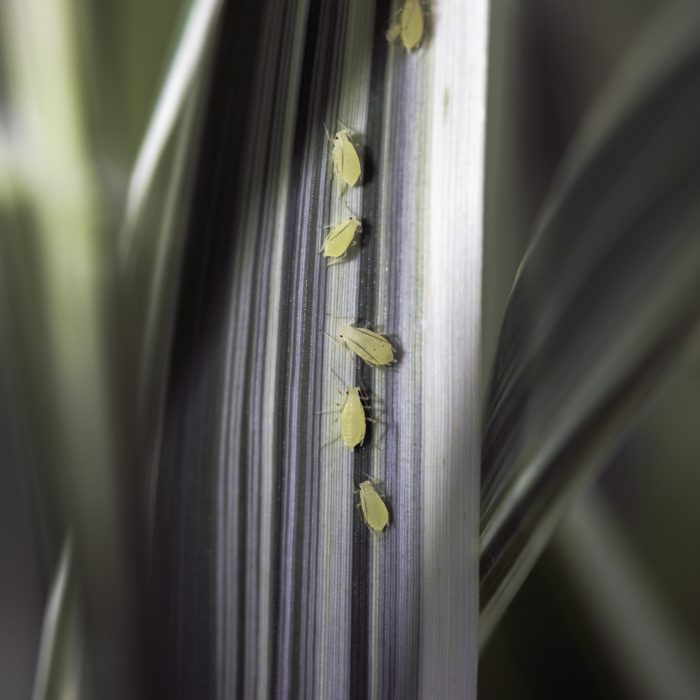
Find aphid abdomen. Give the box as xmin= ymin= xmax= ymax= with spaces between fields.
xmin=339 ymin=388 xmax=366 ymax=448
xmin=359 ymin=480 xmax=390 ymax=532
xmin=331 ymin=129 xmax=362 ymax=187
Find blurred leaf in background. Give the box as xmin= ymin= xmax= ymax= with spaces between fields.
xmin=3 ymin=0 xmax=700 ymax=698
xmin=0 ymin=0 xmax=210 ymax=696
xmin=481 ymin=0 xmax=700 ymax=698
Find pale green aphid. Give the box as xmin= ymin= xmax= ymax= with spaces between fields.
xmin=331 ymin=129 xmax=362 ymax=187
xmin=338 ymin=324 xmax=396 ymax=367
xmin=340 ymin=387 xmax=368 ymax=449
xmin=358 ymin=480 xmax=390 ymax=533
xmin=322 ymin=217 xmax=362 ymax=259
xmin=386 ymin=0 xmax=425 ymax=51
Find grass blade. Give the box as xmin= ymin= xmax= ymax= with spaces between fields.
xmin=481 ymin=1 xmax=700 ymax=640
xmin=148 ymin=0 xmax=487 ymax=696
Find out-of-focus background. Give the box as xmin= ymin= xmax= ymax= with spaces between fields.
xmin=481 ymin=0 xmax=700 ymax=697
xmin=1 ymin=2 xmax=190 ymax=696
xmin=2 ymin=0 xmax=700 ymax=697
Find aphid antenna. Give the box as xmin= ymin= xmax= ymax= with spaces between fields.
xmin=362 ymin=472 xmax=383 ymax=487
xmin=332 ymin=316 xmax=374 ymax=328
xmin=368 ymin=322 xmax=396 ymax=338
xmin=320 ymin=434 xmax=342 ymax=450
xmin=322 ymin=329 xmax=342 ymax=347
xmin=323 ymin=121 xmax=333 ymax=143
xmin=336 ymin=118 xmax=352 ymax=133
xmin=326 ymin=379 xmax=349 ymax=404
xmin=342 ymin=202 xmax=361 ymax=219
xmin=329 ymin=367 xmax=349 ymax=388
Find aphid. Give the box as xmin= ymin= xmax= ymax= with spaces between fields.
xmin=339 ymin=387 xmax=368 ymax=449
xmin=338 ymin=324 xmax=396 ymax=367
xmin=322 ymin=217 xmax=362 ymax=259
xmin=331 ymin=129 xmax=362 ymax=187
xmin=358 ymin=480 xmax=390 ymax=533
xmin=386 ymin=0 xmax=425 ymax=51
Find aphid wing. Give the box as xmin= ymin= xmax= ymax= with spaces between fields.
xmin=340 ymin=391 xmax=366 ymax=448
xmin=348 ymin=392 xmax=367 ymax=446
xmin=359 ymin=328 xmax=395 ymax=365
xmin=359 ymin=491 xmax=371 ymax=527
xmin=340 ymin=326 xmax=395 ymax=367
xmin=331 ymin=140 xmax=343 ymax=180
xmin=360 ymin=483 xmax=389 ymax=532
xmin=370 ymin=491 xmax=389 ymax=531
xmin=324 ymin=220 xmax=357 ymax=258
xmin=344 ymin=336 xmax=379 ymax=366
xmin=401 ymin=0 xmax=424 ymax=50
xmin=341 ymin=137 xmax=362 ymax=186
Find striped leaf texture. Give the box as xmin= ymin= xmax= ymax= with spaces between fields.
xmin=142 ymin=0 xmax=485 ymax=698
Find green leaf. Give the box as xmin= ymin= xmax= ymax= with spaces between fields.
xmin=481 ymin=1 xmax=700 ymax=642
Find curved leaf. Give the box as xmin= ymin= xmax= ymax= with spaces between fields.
xmin=481 ymin=1 xmax=700 ymax=641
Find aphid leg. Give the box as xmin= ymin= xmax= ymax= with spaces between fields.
xmin=369 ymin=412 xmax=387 ymax=436
xmin=357 ymin=387 xmax=371 ymax=402
xmin=366 ymin=407 xmax=388 ymax=446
